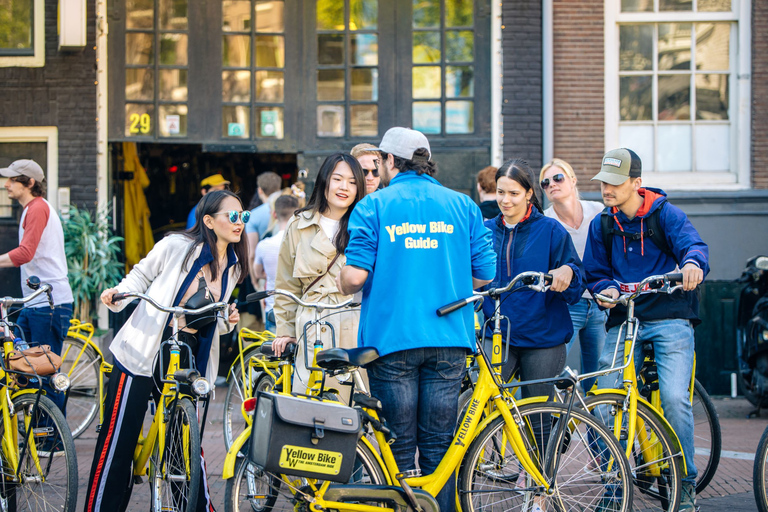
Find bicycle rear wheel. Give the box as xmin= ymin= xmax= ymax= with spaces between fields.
xmin=754 ymin=424 xmax=768 ymax=512
xmin=149 ymin=398 xmax=201 ymax=512
xmin=459 ymin=402 xmax=633 ymax=512
xmin=0 ymin=393 xmax=78 ymax=512
xmin=60 ymin=337 xmax=101 ymax=438
xmin=691 ymin=379 xmax=721 ymax=493
xmin=585 ymin=393 xmax=682 ymax=512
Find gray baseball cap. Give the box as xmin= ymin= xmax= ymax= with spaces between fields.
xmin=372 ymin=127 xmax=431 ymax=160
xmin=0 ymin=159 xmax=45 ymax=182
xmin=591 ymin=148 xmax=642 ymax=186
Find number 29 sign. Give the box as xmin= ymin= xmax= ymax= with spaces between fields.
xmin=128 ymin=112 xmax=151 ymax=135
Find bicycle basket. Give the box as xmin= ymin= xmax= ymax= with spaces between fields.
xmin=249 ymin=391 xmax=362 ymax=482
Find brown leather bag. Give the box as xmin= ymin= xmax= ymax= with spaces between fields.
xmin=7 ymin=345 xmax=62 ymax=376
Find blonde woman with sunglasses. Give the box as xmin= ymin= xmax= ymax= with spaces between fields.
xmin=540 ymin=158 xmax=606 ymax=393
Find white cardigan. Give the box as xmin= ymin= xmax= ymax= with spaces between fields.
xmin=107 ymin=234 xmax=239 ymax=379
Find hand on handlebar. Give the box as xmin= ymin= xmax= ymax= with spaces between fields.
xmin=272 ymin=336 xmax=297 ymax=357
xmin=681 ymin=262 xmax=703 ymax=291
xmin=596 ymin=288 xmax=620 ymax=309
xmin=548 ymin=265 xmax=573 ymax=293
xmin=228 ymin=303 xmax=240 ymax=325
xmin=101 ymin=288 xmax=120 ymax=306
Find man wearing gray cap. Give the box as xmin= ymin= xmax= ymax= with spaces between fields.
xmin=0 ymin=160 xmax=73 ymax=410
xmin=337 ymin=127 xmax=496 ymax=512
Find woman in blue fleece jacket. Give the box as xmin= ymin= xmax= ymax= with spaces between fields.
xmin=482 ymin=158 xmax=585 ymax=400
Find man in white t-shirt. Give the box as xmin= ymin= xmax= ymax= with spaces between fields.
xmin=254 ymin=195 xmax=299 ymax=332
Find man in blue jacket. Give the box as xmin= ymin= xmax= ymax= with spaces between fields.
xmin=337 ymin=127 xmax=496 ymax=512
xmin=584 ymin=148 xmax=709 ymax=512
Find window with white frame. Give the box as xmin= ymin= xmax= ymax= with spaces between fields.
xmin=0 ymin=0 xmax=44 ymax=67
xmin=0 ymin=127 xmax=58 ymax=219
xmin=605 ymin=0 xmax=750 ymax=189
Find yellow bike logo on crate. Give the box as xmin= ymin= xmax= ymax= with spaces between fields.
xmin=279 ymin=445 xmax=343 ymax=475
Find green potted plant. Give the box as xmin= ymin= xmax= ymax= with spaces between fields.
xmin=62 ymin=205 xmax=124 ymax=323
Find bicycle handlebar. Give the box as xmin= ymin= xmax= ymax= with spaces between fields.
xmin=111 ymin=292 xmax=228 ymax=317
xmin=593 ymin=272 xmax=685 ymax=306
xmin=1 ymin=277 xmax=53 ymax=309
xmin=436 ymin=271 xmax=553 ymax=317
xmin=246 ymin=289 xmax=357 ymax=311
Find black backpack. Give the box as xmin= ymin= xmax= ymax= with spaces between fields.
xmin=600 ymin=201 xmax=678 ymax=265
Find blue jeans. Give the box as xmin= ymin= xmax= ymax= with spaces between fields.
xmin=367 ymin=347 xmax=466 ymax=512
xmin=596 ymin=318 xmax=697 ymax=483
xmin=15 ymin=303 xmax=73 ymax=412
xmin=566 ymin=298 xmax=607 ymax=393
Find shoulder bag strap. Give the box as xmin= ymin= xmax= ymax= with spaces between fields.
xmin=304 ymin=252 xmax=341 ymax=296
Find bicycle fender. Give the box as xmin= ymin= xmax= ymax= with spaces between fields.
xmin=473 ymin=395 xmax=550 ymax=436
xmin=359 ymin=436 xmax=393 ymax=485
xmin=11 ymin=389 xmax=45 ymax=400
xmin=223 ymin=426 xmax=252 ymax=479
xmin=588 ymin=389 xmax=687 ymax=474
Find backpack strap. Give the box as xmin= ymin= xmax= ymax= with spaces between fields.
xmin=600 ymin=211 xmax=614 ymax=265
xmin=600 ymin=201 xmax=677 ymax=265
xmin=645 ymin=201 xmax=677 ymax=263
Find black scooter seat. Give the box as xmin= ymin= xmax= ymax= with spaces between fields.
xmin=316 ymin=347 xmax=379 ymax=371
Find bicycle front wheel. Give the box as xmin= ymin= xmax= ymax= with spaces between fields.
xmin=692 ymin=379 xmax=721 ymax=493
xmin=754 ymin=424 xmax=768 ymax=512
xmin=586 ymin=393 xmax=682 ymax=512
xmin=60 ymin=337 xmax=102 ymax=438
xmin=0 ymin=393 xmax=78 ymax=512
xmin=223 ymin=347 xmax=275 ymax=450
xmin=149 ymin=398 xmax=201 ymax=512
xmin=459 ymin=402 xmax=633 ymax=512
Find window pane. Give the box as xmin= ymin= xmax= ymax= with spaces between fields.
xmin=445 ymin=31 xmax=473 ymax=62
xmin=125 ymin=103 xmax=155 ymax=136
xmin=256 ymin=107 xmax=284 ymax=138
xmin=446 ymin=100 xmax=473 ymax=134
xmin=159 ymin=0 xmax=187 ymax=30
xmin=446 ymin=66 xmax=473 ymax=97
xmin=159 ymin=69 xmax=188 ymax=101
xmin=223 ymin=1 xmax=251 ymax=31
xmin=412 ymin=102 xmax=441 ymax=134
xmin=351 ymin=34 xmax=378 ymax=65
xmin=659 ymin=74 xmax=691 ymax=120
xmin=223 ymin=105 xmax=250 ymax=138
xmin=126 ymin=33 xmax=154 ymax=65
xmin=256 ymin=35 xmax=284 ymax=67
xmin=159 ymin=104 xmax=188 ymax=137
xmin=695 ymin=125 xmax=729 ymax=171
xmin=351 ymin=0 xmax=377 ymax=30
xmin=618 ymin=125 xmax=654 ymax=171
xmin=698 ymin=0 xmax=730 ymax=12
xmin=413 ymin=31 xmax=441 ymax=63
xmin=659 ymin=0 xmax=692 ymax=11
xmin=351 ymin=68 xmax=378 ymax=101
xmin=256 ymin=70 xmax=284 ymax=102
xmin=160 ymin=34 xmax=188 ymax=65
xmin=413 ymin=0 xmax=440 ymax=28
xmin=223 ymin=35 xmax=250 ymax=67
xmin=696 ymin=23 xmax=729 ymax=71
xmin=126 ymin=0 xmax=154 ymax=30
xmin=620 ymin=0 xmax=652 ymax=12
xmin=657 ymin=124 xmax=692 ymax=171
xmin=412 ymin=66 xmax=441 ymax=99
xmin=620 ymin=25 xmax=653 ymax=71
xmin=126 ymin=69 xmax=154 ymax=101
xmin=317 ymin=105 xmax=345 ymax=137
xmin=222 ymin=70 xmax=251 ymax=102
xmin=317 ymin=0 xmax=344 ymax=30
xmin=256 ymin=1 xmax=284 ymax=33
xmin=620 ymin=76 xmax=652 ymax=121
xmin=317 ymin=69 xmax=345 ymax=101
xmin=318 ymin=34 xmax=344 ymax=65
xmin=696 ymin=74 xmax=728 ymax=120
xmin=658 ymin=23 xmax=691 ymax=71
xmin=446 ymin=0 xmax=473 ymax=27
xmin=351 ymin=105 xmax=378 ymax=136
xmin=0 ymin=142 xmax=46 ymax=218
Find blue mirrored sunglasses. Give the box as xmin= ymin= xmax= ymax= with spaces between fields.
xmin=214 ymin=210 xmax=251 ymax=224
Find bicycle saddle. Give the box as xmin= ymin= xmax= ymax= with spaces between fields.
xmin=316 ymin=347 xmax=379 ymax=371
xmin=258 ymin=341 xmax=296 ymax=360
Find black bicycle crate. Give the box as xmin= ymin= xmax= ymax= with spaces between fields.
xmin=249 ymin=391 xmax=362 ymax=482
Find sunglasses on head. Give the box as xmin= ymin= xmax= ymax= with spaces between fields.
xmin=213 ymin=210 xmax=251 ymax=224
xmin=540 ymin=173 xmax=565 ymax=189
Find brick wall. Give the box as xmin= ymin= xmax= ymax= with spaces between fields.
xmin=552 ymin=0 xmax=604 ymax=192
xmin=753 ymin=0 xmax=768 ymax=189
xmin=501 ymin=1 xmax=543 ymax=169
xmin=0 ymin=0 xmax=97 ymax=296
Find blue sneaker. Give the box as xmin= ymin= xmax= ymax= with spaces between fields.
xmin=680 ymin=481 xmax=696 ymax=512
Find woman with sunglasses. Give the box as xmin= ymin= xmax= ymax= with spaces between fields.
xmin=85 ymin=190 xmax=248 ymax=512
xmin=271 ymin=152 xmax=367 ymax=393
xmin=351 ymin=143 xmax=382 ymax=194
xmin=540 ymin=158 xmax=607 ymax=393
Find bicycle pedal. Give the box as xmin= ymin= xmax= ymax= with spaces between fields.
xmin=133 ymin=475 xmax=144 ymax=485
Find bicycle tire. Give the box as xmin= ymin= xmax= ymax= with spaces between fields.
xmin=60 ymin=337 xmax=101 ymax=438
xmin=223 ymin=349 xmax=276 ymax=450
xmin=0 ymin=393 xmax=78 ymax=512
xmin=224 ymin=439 xmax=386 ymax=512
xmin=753 ymin=424 xmax=768 ymax=512
xmin=149 ymin=398 xmax=201 ymax=512
xmin=459 ymin=401 xmax=633 ymax=512
xmin=691 ymin=379 xmax=721 ymax=494
xmin=585 ymin=393 xmax=682 ymax=512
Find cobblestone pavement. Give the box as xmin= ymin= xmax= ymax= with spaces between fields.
xmin=72 ymin=390 xmax=767 ymax=511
